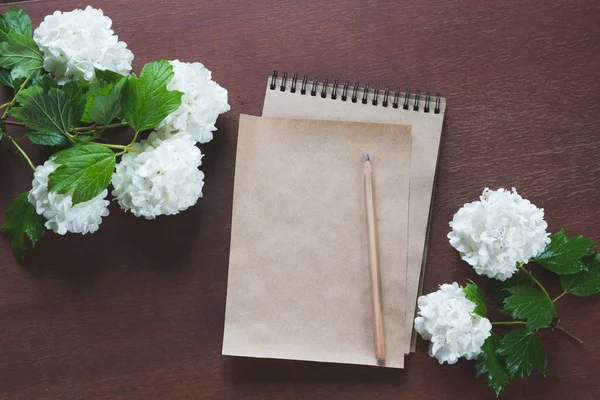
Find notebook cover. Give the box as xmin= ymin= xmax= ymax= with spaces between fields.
xmin=262 ymin=77 xmax=446 ymax=353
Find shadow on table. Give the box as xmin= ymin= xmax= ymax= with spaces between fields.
xmin=17 ymin=199 xmax=202 ymax=281
xmin=222 ymin=356 xmax=407 ymax=385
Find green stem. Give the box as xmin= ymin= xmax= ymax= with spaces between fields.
xmin=518 ymin=263 xmax=551 ymax=300
xmin=97 ymin=142 xmax=139 ymax=155
xmin=72 ymin=124 xmax=97 ymax=132
xmin=492 ymin=321 xmax=527 ymax=326
xmin=17 ymin=76 xmax=30 ymax=93
xmin=553 ymin=291 xmax=567 ymax=303
xmin=1 ymin=77 xmax=30 ymax=119
xmin=1 ymin=99 xmax=14 ymax=119
xmin=98 ymin=143 xmax=129 ymax=151
xmin=72 ymin=122 xmax=128 ymax=133
xmin=128 ymin=130 xmax=139 ymax=146
xmin=6 ymin=134 xmax=35 ymax=171
xmin=13 ymin=133 xmax=28 ymax=142
xmin=3 ymin=120 xmax=25 ymax=127
xmin=555 ymin=326 xmax=584 ymax=344
xmin=0 ymin=76 xmax=35 ymax=169
xmin=65 ymin=131 xmax=76 ymax=142
xmin=102 ymin=122 xmax=129 ymax=130
xmin=109 ymin=130 xmax=139 ymax=156
xmin=0 ymin=102 xmax=10 ymax=109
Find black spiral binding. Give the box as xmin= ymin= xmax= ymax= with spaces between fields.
xmin=269 ymin=70 xmax=442 ymax=114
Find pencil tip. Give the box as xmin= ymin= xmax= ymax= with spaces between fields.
xmin=377 ymin=358 xmax=385 ymax=366
xmin=365 ymin=154 xmax=370 ymax=161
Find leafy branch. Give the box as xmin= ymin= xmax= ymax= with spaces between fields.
xmin=1 ymin=61 xmax=181 ymax=159
xmin=0 ymin=7 xmax=184 ymax=258
xmin=472 ymin=230 xmax=598 ymax=396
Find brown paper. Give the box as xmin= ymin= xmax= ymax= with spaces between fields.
xmin=222 ymin=115 xmax=411 ymax=368
xmin=262 ymin=79 xmax=446 ymax=353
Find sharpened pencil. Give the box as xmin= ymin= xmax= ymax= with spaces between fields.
xmin=364 ymin=154 xmax=385 ymax=366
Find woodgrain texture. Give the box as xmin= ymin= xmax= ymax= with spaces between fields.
xmin=0 ymin=0 xmax=599 ymax=399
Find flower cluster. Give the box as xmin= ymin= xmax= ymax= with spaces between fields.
xmin=113 ymin=60 xmax=228 ymax=220
xmin=33 ymin=5 xmax=134 ymax=83
xmin=157 ymin=60 xmax=230 ymax=143
xmin=28 ymin=160 xmax=110 ymax=235
xmin=414 ymin=188 xmax=569 ymax=395
xmin=112 ymin=132 xmax=205 ymax=219
xmin=23 ymin=6 xmax=229 ymax=235
xmin=448 ymin=188 xmax=550 ymax=281
xmin=414 ymin=283 xmax=492 ymax=364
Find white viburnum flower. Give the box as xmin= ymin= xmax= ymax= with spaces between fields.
xmin=448 ymin=188 xmax=550 ymax=281
xmin=111 ymin=131 xmax=205 ymax=219
xmin=28 ymin=160 xmax=110 ymax=235
xmin=414 ymin=283 xmax=492 ymax=365
xmin=155 ymin=59 xmax=230 ymax=143
xmin=33 ymin=5 xmax=134 ymax=83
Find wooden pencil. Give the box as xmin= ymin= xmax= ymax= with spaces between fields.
xmin=364 ymin=154 xmax=385 ymax=366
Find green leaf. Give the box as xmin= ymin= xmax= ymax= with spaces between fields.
xmin=0 ymin=120 xmax=4 ymax=140
xmin=503 ymin=287 xmax=554 ymax=330
xmin=0 ymin=16 xmax=8 ymax=42
xmin=535 ymin=229 xmax=595 ymax=274
xmin=81 ymin=80 xmax=113 ymax=123
xmin=0 ymin=33 xmax=42 ymax=80
xmin=28 ymin=131 xmax=70 ymax=147
xmin=94 ymin=68 xmax=127 ymax=83
xmin=488 ymin=271 xmax=534 ymax=305
xmin=10 ymin=86 xmax=74 ymax=134
xmin=462 ymin=280 xmax=487 ymax=317
xmin=10 ymin=76 xmax=26 ymax=91
xmin=0 ymin=67 xmax=13 ymax=87
xmin=121 ymin=60 xmax=183 ymax=132
xmin=2 ymin=8 xmax=32 ymax=36
xmin=2 ymin=8 xmax=31 ymax=38
xmin=88 ymin=77 xmax=126 ymax=125
xmin=476 ymin=333 xmax=510 ymax=397
xmin=32 ymin=73 xmax=58 ymax=93
xmin=61 ymin=81 xmax=88 ymax=125
xmin=78 ymin=132 xmax=106 ymax=143
xmin=560 ymin=253 xmax=600 ymax=296
xmin=48 ymin=144 xmax=115 ymax=205
xmin=0 ymin=192 xmax=46 ymax=259
xmin=497 ymin=330 xmax=546 ymax=379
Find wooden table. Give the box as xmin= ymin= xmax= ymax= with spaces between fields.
xmin=1 ymin=0 xmax=599 ymax=399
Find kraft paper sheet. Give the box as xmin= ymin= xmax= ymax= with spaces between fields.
xmin=222 ymin=115 xmax=411 ymax=368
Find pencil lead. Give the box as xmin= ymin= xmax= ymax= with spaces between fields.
xmin=365 ymin=153 xmax=370 ymax=161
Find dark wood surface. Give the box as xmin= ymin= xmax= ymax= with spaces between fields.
xmin=1 ymin=0 xmax=599 ymax=398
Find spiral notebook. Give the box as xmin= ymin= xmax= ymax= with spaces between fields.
xmin=261 ymin=72 xmax=447 ymax=353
